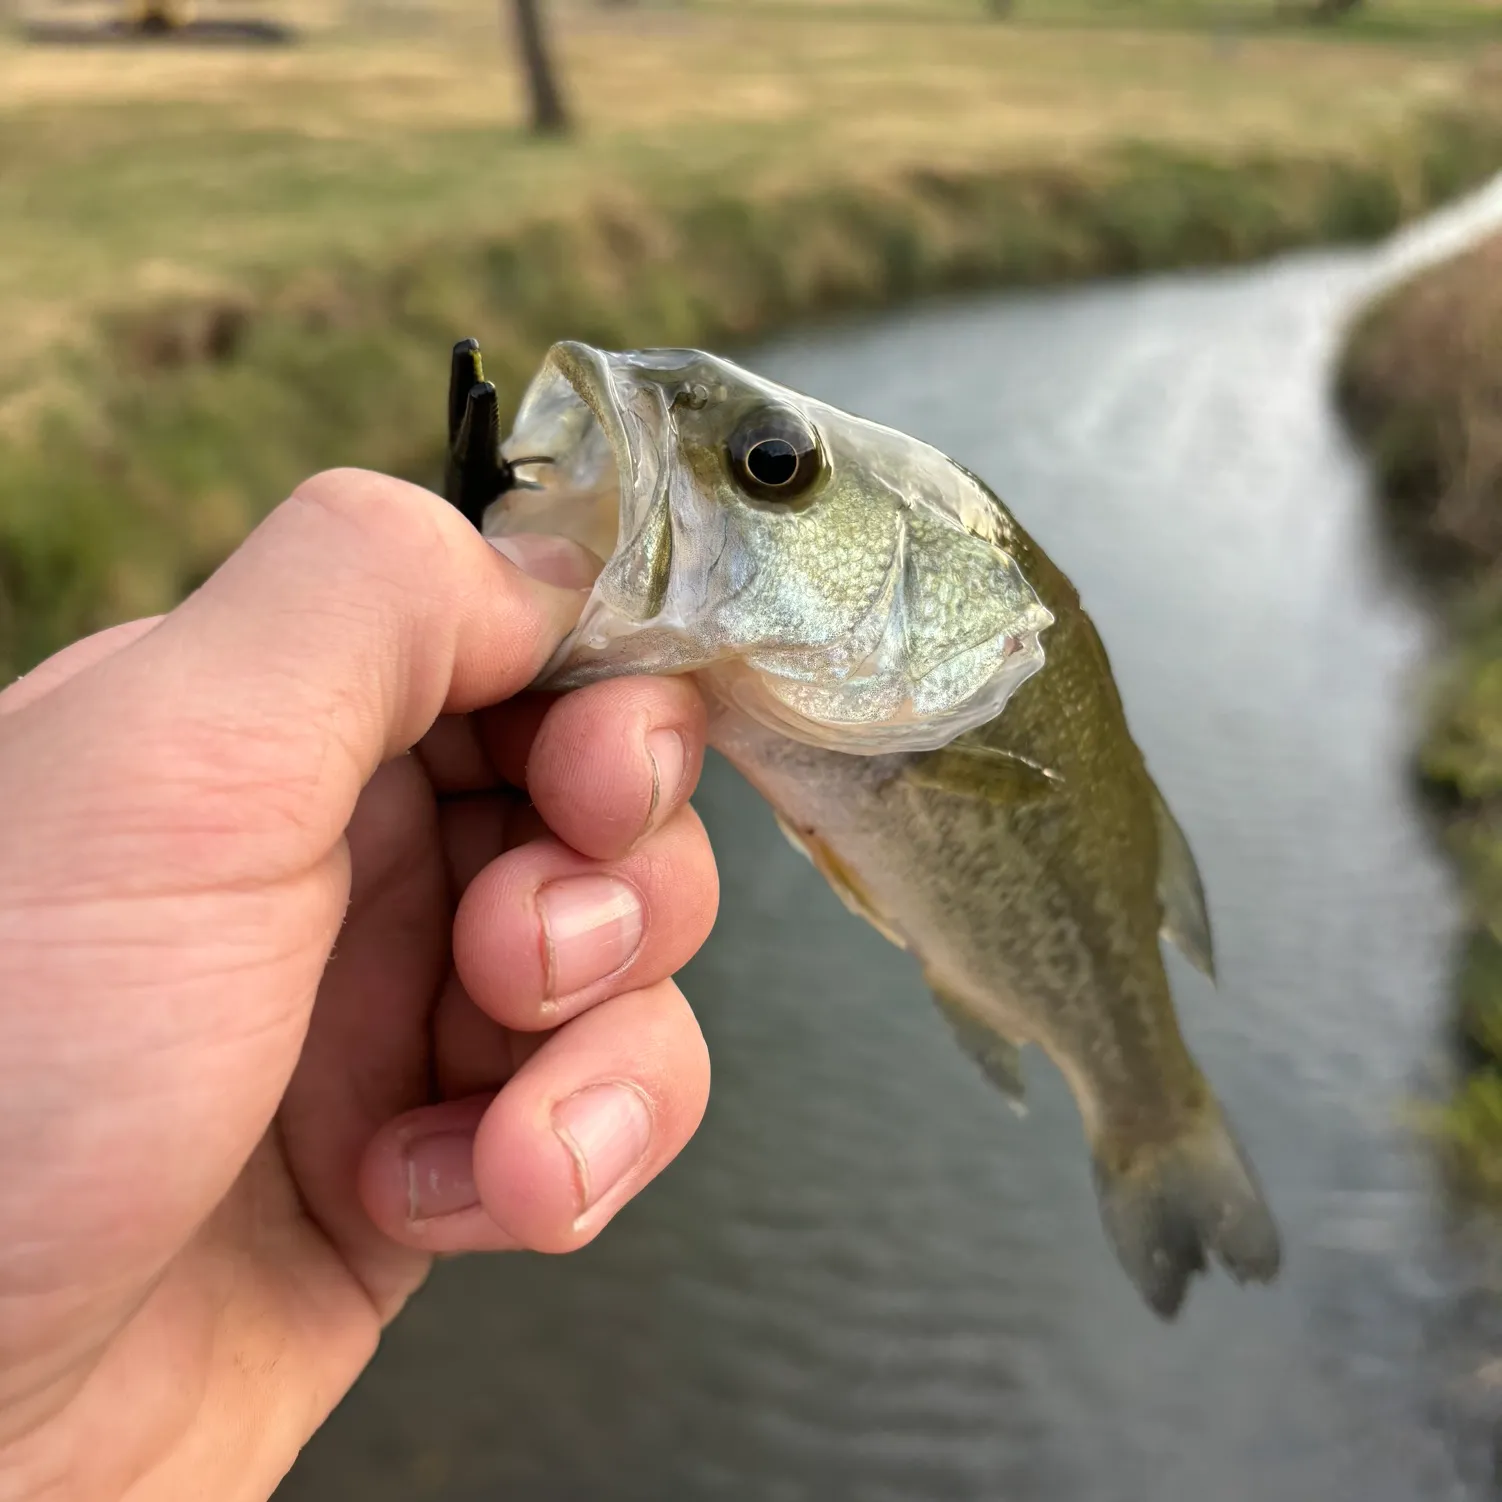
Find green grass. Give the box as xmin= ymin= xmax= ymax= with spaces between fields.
xmin=3 ymin=1 xmax=1502 ymax=673
xmin=1419 ymin=924 xmax=1502 ymax=1199
xmin=1414 ymin=600 xmax=1502 ymax=1156
xmin=1421 ymin=1068 xmax=1502 ymax=1198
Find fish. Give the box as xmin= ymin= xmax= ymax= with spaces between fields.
xmin=447 ymin=337 xmax=1282 ymax=1319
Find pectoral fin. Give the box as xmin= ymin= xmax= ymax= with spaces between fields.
xmin=774 ymin=813 xmax=909 ymax=951
xmin=1150 ymin=781 xmax=1216 ymax=981
xmin=903 ymin=740 xmax=1062 ymax=805
xmin=929 ymin=980 xmax=1028 ymax=1116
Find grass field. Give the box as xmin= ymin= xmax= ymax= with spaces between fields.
xmin=3 ymin=0 xmax=1502 ymax=672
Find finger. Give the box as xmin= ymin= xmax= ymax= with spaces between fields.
xmin=436 ymin=792 xmax=513 ymax=895
xmin=482 ymin=676 xmax=708 ymax=861
xmin=358 ymin=980 xmax=709 ymax=1254
xmin=0 ymin=616 xmax=163 ymax=716
xmin=468 ymin=690 xmax=558 ymax=789
xmin=276 ymin=752 xmax=446 ymax=1315
xmin=454 ymin=807 xmax=719 ymax=1030
xmin=432 ymin=970 xmax=526 ymax=1100
xmin=414 ymin=713 xmax=496 ymax=794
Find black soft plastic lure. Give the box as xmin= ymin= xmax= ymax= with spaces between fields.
xmin=442 ymin=337 xmax=551 ymax=528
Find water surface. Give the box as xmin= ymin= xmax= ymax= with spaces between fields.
xmin=280 ymin=181 xmax=1502 ymax=1502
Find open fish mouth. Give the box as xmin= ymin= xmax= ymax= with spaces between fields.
xmin=484 ymin=340 xmax=712 ymax=688
xmin=480 ymin=339 xmax=1056 ymax=755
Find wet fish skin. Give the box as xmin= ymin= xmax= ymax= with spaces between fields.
xmin=487 ymin=341 xmax=1282 ymax=1318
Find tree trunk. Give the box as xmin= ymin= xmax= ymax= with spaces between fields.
xmin=510 ymin=0 xmax=570 ymax=136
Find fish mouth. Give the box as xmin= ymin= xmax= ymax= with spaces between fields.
xmin=486 ymin=341 xmax=638 ymax=574
xmin=488 ymin=340 xmax=695 ymax=685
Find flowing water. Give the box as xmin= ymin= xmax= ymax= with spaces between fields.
xmin=280 ymin=180 xmax=1502 ymax=1502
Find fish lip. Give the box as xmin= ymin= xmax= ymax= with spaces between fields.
xmin=547 ymin=338 xmax=645 ymax=556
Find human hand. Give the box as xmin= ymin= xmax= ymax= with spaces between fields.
xmin=0 ymin=470 xmax=718 ymax=1500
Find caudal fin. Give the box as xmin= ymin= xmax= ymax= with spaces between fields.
xmin=1092 ymin=1109 xmax=1281 ymax=1320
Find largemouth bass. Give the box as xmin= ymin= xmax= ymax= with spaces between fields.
xmin=446 ymin=338 xmax=1282 ymax=1319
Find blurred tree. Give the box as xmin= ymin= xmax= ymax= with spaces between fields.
xmin=1310 ymin=0 xmax=1364 ymax=16
xmin=985 ymin=0 xmax=1015 ymax=14
xmin=510 ymin=0 xmax=571 ymax=136
xmin=126 ymin=0 xmax=197 ymax=30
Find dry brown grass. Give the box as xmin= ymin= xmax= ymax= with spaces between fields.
xmin=1340 ymin=230 xmax=1502 ymax=572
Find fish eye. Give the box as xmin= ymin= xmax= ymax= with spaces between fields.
xmin=727 ymin=407 xmax=824 ymax=506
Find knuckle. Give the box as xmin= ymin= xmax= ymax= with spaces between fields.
xmin=288 ymin=468 xmax=452 ymax=574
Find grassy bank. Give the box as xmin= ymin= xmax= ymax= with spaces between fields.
xmin=1340 ymin=233 xmax=1502 ymax=574
xmin=1338 ymin=231 xmax=1502 ymax=1183
xmin=4 ymin=3 xmax=1502 ymax=675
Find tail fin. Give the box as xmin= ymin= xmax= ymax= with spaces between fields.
xmin=1092 ymin=1108 xmax=1282 ymax=1320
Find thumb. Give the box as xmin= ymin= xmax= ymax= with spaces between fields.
xmin=80 ymin=468 xmax=586 ymax=885
xmin=3 ymin=468 xmax=588 ymax=902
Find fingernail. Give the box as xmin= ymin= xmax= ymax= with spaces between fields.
xmin=404 ymin=1131 xmax=478 ymax=1222
xmin=490 ymin=533 xmax=602 ymax=590
xmin=537 ymin=875 xmax=644 ymax=999
xmin=552 ymin=1082 xmax=653 ymax=1215
xmin=646 ymin=727 xmax=687 ymax=822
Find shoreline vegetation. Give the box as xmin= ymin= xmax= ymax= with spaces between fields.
xmin=3 ymin=3 xmax=1502 ymax=677
xmin=1338 ymin=230 xmax=1502 ymax=1187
